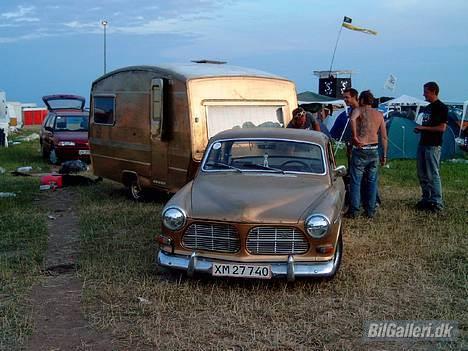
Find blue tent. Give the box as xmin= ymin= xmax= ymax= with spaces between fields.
xmin=386 ymin=117 xmax=457 ymax=160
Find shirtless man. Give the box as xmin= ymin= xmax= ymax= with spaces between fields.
xmin=347 ymin=90 xmax=388 ymax=218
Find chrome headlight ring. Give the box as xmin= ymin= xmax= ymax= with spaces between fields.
xmin=162 ymin=206 xmax=187 ymax=231
xmin=305 ymin=214 xmax=330 ymax=238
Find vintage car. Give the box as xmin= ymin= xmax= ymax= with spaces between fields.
xmin=40 ymin=94 xmax=90 ymax=164
xmin=157 ymin=128 xmax=347 ymax=281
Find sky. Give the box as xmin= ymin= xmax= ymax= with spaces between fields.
xmin=1 ymin=0 xmax=467 ymax=106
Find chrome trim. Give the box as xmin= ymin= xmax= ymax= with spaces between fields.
xmin=304 ymin=213 xmax=331 ymax=239
xmin=287 ymin=255 xmax=295 ymax=282
xmin=187 ymin=252 xmax=197 ymax=277
xmin=200 ymin=137 xmax=327 ymax=176
xmin=157 ymin=250 xmax=340 ymax=279
xmin=182 ymin=223 xmax=240 ymax=253
xmin=246 ymin=226 xmax=309 ymax=255
xmin=162 ymin=206 xmax=187 ymax=230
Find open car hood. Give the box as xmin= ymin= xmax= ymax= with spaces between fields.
xmin=42 ymin=94 xmax=85 ymax=111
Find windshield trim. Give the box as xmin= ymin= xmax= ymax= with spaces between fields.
xmin=201 ymin=137 xmax=327 ymax=176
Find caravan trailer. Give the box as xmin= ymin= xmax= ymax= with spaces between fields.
xmin=89 ymin=62 xmax=298 ymax=199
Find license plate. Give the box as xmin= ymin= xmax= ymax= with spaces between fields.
xmin=79 ymin=149 xmax=90 ymax=155
xmin=212 ymin=263 xmax=272 ymax=279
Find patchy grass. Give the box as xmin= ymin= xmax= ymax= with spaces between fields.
xmin=0 ymin=132 xmax=48 ymax=350
xmin=77 ymin=155 xmax=467 ymax=350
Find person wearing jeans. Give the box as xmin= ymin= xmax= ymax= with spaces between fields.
xmin=347 ymin=90 xmax=388 ymax=218
xmin=414 ymin=82 xmax=448 ymax=212
xmin=416 ymin=145 xmax=442 ymax=208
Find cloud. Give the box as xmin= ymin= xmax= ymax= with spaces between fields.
xmin=14 ymin=17 xmax=40 ymax=23
xmin=1 ymin=5 xmax=36 ymax=19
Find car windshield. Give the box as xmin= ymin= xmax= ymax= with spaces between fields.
xmin=54 ymin=115 xmax=89 ymax=131
xmin=202 ymin=139 xmax=325 ymax=174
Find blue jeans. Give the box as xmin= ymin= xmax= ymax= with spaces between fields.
xmin=349 ymin=148 xmax=379 ymax=216
xmin=417 ymin=145 xmax=443 ymax=208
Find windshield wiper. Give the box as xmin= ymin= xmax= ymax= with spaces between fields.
xmin=205 ymin=162 xmax=242 ymax=172
xmin=243 ymin=163 xmax=285 ymax=174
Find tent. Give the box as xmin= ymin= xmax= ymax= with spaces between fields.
xmin=297 ymin=91 xmax=345 ymax=105
xmin=380 ymin=95 xmax=428 ymax=120
xmin=380 ymin=94 xmax=428 ymax=106
xmin=386 ymin=116 xmax=457 ymax=160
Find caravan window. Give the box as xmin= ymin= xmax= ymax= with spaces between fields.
xmin=93 ymin=96 xmax=115 ymax=125
xmin=205 ymin=105 xmax=284 ymax=138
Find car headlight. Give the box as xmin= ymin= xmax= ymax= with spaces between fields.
xmin=162 ymin=207 xmax=186 ymax=231
xmin=305 ymin=214 xmax=330 ymax=238
xmin=58 ymin=141 xmax=75 ymax=146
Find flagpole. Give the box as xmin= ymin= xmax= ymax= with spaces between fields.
xmin=328 ymin=21 xmax=344 ymax=76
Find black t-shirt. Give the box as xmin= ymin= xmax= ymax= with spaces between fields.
xmin=420 ymin=99 xmax=448 ymax=146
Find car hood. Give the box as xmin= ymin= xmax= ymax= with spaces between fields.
xmin=53 ymin=131 xmax=88 ymax=142
xmin=190 ymin=172 xmax=329 ymax=224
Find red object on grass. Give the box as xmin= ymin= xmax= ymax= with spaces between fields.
xmin=40 ymin=174 xmax=63 ymax=188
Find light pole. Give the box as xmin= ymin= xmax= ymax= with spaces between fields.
xmin=101 ymin=20 xmax=108 ymax=74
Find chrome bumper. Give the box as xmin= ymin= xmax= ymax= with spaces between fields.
xmin=157 ymin=250 xmax=340 ymax=281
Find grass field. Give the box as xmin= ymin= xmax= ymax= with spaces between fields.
xmin=0 ymin=131 xmax=467 ymax=350
xmin=0 ymin=129 xmax=48 ymax=350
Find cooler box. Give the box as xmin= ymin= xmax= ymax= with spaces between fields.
xmin=40 ymin=174 xmax=63 ymax=188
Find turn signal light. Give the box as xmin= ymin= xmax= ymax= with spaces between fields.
xmin=316 ymin=245 xmax=334 ymax=254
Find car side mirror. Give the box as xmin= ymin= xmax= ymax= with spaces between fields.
xmin=333 ymin=165 xmax=347 ymax=178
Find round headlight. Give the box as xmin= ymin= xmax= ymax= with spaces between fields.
xmin=305 ymin=214 xmax=330 ymax=238
xmin=162 ymin=207 xmax=186 ymax=231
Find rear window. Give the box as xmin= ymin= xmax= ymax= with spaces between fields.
xmin=54 ymin=115 xmax=88 ymax=131
xmin=93 ymin=96 xmax=115 ymax=125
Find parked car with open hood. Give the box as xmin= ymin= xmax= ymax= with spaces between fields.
xmin=158 ymin=128 xmax=347 ymax=281
xmin=40 ymin=94 xmax=90 ymax=164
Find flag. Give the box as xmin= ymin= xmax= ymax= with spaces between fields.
xmin=342 ymin=22 xmax=378 ymax=35
xmin=384 ymin=74 xmax=397 ymax=92
xmin=343 ymin=16 xmax=352 ymax=24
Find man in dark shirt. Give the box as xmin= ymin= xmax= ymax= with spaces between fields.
xmin=414 ymin=81 xmax=448 ymax=212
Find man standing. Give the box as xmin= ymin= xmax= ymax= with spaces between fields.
xmin=287 ymin=107 xmax=320 ymax=131
xmin=414 ymin=82 xmax=448 ymax=212
xmin=347 ymin=90 xmax=388 ymax=218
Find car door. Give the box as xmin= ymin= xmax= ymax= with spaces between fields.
xmin=43 ymin=114 xmax=55 ymax=152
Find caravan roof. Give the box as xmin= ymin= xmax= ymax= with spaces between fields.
xmin=93 ymin=63 xmax=290 ymax=84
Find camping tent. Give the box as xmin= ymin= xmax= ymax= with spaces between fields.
xmin=380 ymin=95 xmax=428 ymax=106
xmin=297 ymin=91 xmax=344 ymax=105
xmin=386 ymin=117 xmax=457 ymax=160
xmin=380 ymin=94 xmax=428 ymax=120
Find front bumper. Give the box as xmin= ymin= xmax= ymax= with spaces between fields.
xmin=157 ymin=250 xmax=340 ymax=281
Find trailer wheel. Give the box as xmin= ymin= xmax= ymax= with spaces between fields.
xmin=129 ymin=179 xmax=145 ymax=201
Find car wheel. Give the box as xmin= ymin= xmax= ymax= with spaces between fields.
xmin=49 ymin=148 xmax=60 ymax=165
xmin=128 ymin=179 xmax=145 ymax=201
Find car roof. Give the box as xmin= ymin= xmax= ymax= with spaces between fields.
xmin=210 ymin=128 xmax=329 ymax=145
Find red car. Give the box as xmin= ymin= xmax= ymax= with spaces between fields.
xmin=40 ymin=94 xmax=90 ymax=164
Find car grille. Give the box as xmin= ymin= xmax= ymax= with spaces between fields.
xmin=247 ymin=227 xmax=309 ymax=255
xmin=182 ymin=223 xmax=240 ymax=253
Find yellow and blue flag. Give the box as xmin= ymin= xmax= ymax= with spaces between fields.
xmin=342 ymin=17 xmax=377 ymax=35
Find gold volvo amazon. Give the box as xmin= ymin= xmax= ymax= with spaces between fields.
xmin=157 ymin=128 xmax=347 ymax=281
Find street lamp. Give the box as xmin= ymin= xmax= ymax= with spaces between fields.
xmin=101 ymin=20 xmax=108 ymax=74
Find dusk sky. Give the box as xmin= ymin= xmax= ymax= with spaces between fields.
xmin=1 ymin=0 xmax=467 ymax=106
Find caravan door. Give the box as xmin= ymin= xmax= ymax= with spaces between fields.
xmin=150 ymin=78 xmax=168 ymax=188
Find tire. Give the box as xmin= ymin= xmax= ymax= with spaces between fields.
xmin=128 ymin=179 xmax=145 ymax=201
xmin=49 ymin=148 xmax=60 ymax=165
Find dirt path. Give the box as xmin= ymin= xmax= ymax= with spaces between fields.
xmin=26 ymin=188 xmax=116 ymax=351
